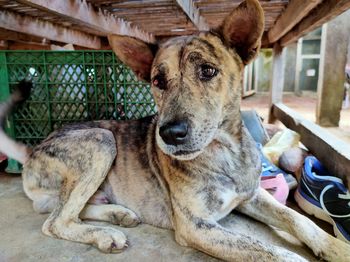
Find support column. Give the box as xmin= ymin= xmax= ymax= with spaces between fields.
xmin=316 ymin=10 xmax=350 ymax=126
xmin=283 ymin=42 xmax=298 ymax=93
xmin=268 ymin=43 xmax=286 ymax=123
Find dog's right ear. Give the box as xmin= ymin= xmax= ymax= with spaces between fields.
xmin=108 ymin=35 xmax=157 ymax=82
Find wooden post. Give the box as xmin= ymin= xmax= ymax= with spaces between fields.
xmin=282 ymin=42 xmax=298 ymax=93
xmin=316 ymin=11 xmax=350 ymax=126
xmin=294 ymin=39 xmax=303 ymax=96
xmin=268 ymin=43 xmax=286 ymax=123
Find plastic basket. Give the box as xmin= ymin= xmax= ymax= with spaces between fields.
xmin=0 ymin=51 xmax=157 ymax=172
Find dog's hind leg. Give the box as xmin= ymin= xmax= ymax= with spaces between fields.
xmin=238 ymin=187 xmax=350 ymax=262
xmin=41 ymin=128 xmax=128 ymax=253
xmin=80 ymin=204 xmax=140 ymax=227
xmin=30 ymin=189 xmax=59 ymax=213
xmin=22 ymin=169 xmax=61 ymax=214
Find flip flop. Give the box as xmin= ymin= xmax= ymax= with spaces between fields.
xmin=261 ymin=174 xmax=289 ymax=205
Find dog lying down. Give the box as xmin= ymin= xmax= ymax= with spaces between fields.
xmin=1 ymin=0 xmax=350 ymax=261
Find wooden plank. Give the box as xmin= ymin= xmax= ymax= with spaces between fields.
xmin=268 ymin=0 xmax=322 ymax=43
xmin=8 ymin=41 xmax=50 ymax=50
xmin=175 ymin=0 xmax=209 ymax=30
xmin=316 ymin=11 xmax=350 ymax=126
xmin=272 ymin=103 xmax=350 ymax=187
xmin=0 ymin=28 xmax=47 ymax=45
xmin=0 ymin=10 xmax=101 ymax=49
xmin=16 ymin=0 xmax=155 ymax=43
xmin=268 ymin=43 xmax=286 ymax=123
xmin=281 ymin=0 xmax=350 ymax=46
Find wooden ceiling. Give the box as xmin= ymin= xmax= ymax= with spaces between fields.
xmin=0 ymin=0 xmax=349 ymax=50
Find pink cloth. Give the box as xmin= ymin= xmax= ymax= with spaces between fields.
xmin=260 ymin=174 xmax=289 ymax=205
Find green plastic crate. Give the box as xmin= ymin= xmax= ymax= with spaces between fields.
xmin=0 ymin=51 xmax=157 ymax=173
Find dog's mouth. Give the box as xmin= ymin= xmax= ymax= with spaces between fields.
xmin=155 ymin=122 xmax=218 ymax=161
xmin=172 ymin=149 xmax=202 ymax=161
xmin=155 ymin=128 xmax=203 ymax=160
xmin=173 ymin=149 xmax=200 ymax=156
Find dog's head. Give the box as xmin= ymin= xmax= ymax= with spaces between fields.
xmin=109 ymin=0 xmax=264 ymax=160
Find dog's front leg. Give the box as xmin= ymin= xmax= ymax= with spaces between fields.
xmin=237 ymin=187 xmax=350 ymax=261
xmin=173 ymin=212 xmax=306 ymax=261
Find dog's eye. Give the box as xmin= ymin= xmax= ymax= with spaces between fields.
xmin=152 ymin=75 xmax=167 ymax=90
xmin=199 ymin=64 xmax=218 ymax=81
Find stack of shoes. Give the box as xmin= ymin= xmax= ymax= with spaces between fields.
xmin=259 ymin=144 xmax=290 ymax=205
xmin=295 ymin=156 xmax=350 ymax=243
xmin=241 ymin=110 xmax=297 ymax=204
xmin=259 ymin=143 xmax=298 ymax=190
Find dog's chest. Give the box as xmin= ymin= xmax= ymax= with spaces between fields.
xmin=175 ymin=143 xmax=260 ymax=220
xmin=197 ymin=167 xmax=259 ymax=220
xmin=208 ymin=186 xmax=242 ymax=220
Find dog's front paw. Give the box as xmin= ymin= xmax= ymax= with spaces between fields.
xmin=275 ymin=249 xmax=308 ymax=262
xmin=94 ymin=228 xmax=128 ymax=253
xmin=320 ymin=237 xmax=350 ymax=262
xmin=325 ymin=239 xmax=350 ymax=262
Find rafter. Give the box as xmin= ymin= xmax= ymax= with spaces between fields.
xmin=8 ymin=42 xmax=50 ymax=50
xmin=0 ymin=10 xmax=101 ymax=49
xmin=175 ymin=0 xmax=209 ymax=31
xmin=15 ymin=0 xmax=155 ymax=43
xmin=281 ymin=0 xmax=350 ymax=46
xmin=0 ymin=28 xmax=48 ymax=45
xmin=268 ymin=0 xmax=322 ymax=44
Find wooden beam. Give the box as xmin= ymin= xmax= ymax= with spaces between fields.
xmin=281 ymin=0 xmax=350 ymax=46
xmin=0 ymin=28 xmax=48 ymax=45
xmin=268 ymin=0 xmax=322 ymax=43
xmin=268 ymin=43 xmax=286 ymax=123
xmin=8 ymin=41 xmax=50 ymax=50
xmin=175 ymin=0 xmax=209 ymax=30
xmin=316 ymin=12 xmax=350 ymax=126
xmin=272 ymin=103 xmax=350 ymax=188
xmin=16 ymin=0 xmax=155 ymax=43
xmin=0 ymin=10 xmax=101 ymax=49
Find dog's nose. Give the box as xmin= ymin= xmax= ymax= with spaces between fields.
xmin=159 ymin=120 xmax=189 ymax=145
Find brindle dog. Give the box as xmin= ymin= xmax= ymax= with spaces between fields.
xmin=1 ymin=0 xmax=350 ymax=261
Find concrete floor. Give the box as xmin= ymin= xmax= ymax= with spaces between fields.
xmin=0 ymin=173 xmax=319 ymax=262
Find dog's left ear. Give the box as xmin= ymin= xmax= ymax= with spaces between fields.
xmin=218 ymin=0 xmax=264 ymax=65
xmin=108 ymin=35 xmax=157 ymax=82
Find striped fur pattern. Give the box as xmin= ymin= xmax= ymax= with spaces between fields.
xmin=1 ymin=0 xmax=350 ymax=260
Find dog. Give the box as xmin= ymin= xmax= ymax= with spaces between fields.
xmin=1 ymin=0 xmax=350 ymax=261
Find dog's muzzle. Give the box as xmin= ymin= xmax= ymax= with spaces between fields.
xmin=159 ymin=120 xmax=189 ymax=146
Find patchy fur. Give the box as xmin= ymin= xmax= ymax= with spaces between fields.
xmin=1 ymin=0 xmax=350 ymax=260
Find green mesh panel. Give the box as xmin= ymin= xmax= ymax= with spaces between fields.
xmin=0 ymin=51 xmax=157 ymax=165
